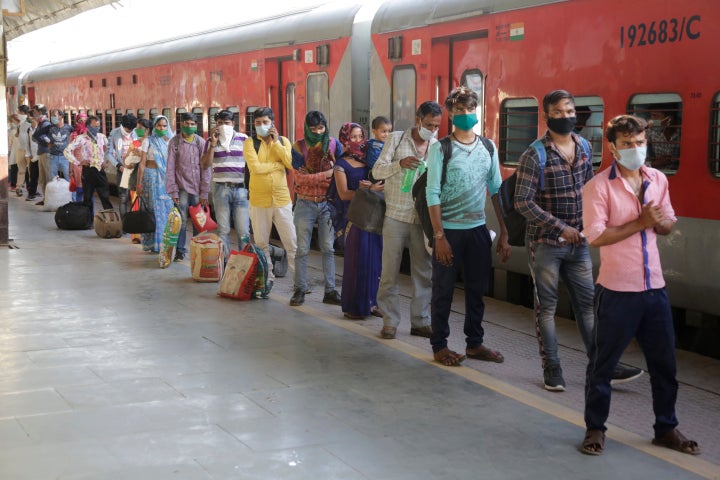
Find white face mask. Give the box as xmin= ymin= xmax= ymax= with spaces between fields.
xmin=218 ymin=125 xmax=234 ymax=141
xmin=255 ymin=124 xmax=272 ymax=137
xmin=17 ymin=114 xmax=27 ymax=123
xmin=616 ymin=145 xmax=647 ymax=171
xmin=418 ymin=125 xmax=436 ymax=141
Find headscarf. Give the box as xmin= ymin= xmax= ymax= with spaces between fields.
xmin=304 ymin=122 xmax=330 ymax=154
xmin=339 ymin=122 xmax=367 ymax=162
xmin=147 ymin=115 xmax=174 ymax=177
xmin=73 ymin=113 xmax=88 ymax=137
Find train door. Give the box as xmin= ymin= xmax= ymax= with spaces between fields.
xmin=430 ymin=31 xmax=489 ymax=137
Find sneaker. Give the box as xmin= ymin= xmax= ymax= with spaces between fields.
xmin=543 ymin=364 xmax=566 ymax=392
xmin=25 ymin=194 xmax=37 ymax=201
xmin=289 ymin=289 xmax=305 ymax=306
xmin=322 ymin=290 xmax=342 ymax=305
xmin=174 ymin=252 xmax=185 ymax=262
xmin=611 ymin=365 xmax=643 ymax=385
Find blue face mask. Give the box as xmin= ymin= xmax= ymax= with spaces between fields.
xmin=51 ymin=116 xmax=59 ymax=125
xmin=255 ymin=124 xmax=272 ymax=137
xmin=452 ymin=113 xmax=478 ymax=131
xmin=616 ymin=145 xmax=647 ymax=171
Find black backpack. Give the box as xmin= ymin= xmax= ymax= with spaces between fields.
xmin=412 ymin=135 xmax=494 ymax=245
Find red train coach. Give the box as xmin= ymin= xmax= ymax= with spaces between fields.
xmin=368 ymin=0 xmax=720 ymax=348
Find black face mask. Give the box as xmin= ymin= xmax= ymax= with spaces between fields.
xmin=547 ymin=116 xmax=577 ymax=135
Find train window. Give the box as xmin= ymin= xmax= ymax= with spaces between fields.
xmin=105 ymin=110 xmax=113 ymax=134
xmin=125 ymin=109 xmax=135 ymax=117
xmin=461 ymin=69 xmax=484 ymax=135
xmin=226 ymin=106 xmax=241 ymax=132
xmin=115 ymin=109 xmax=122 ymax=128
xmin=95 ymin=110 xmax=103 ymax=129
xmin=70 ymin=110 xmax=78 ymax=125
xmin=573 ymin=97 xmax=604 ymax=170
xmin=306 ymin=72 xmax=329 ymax=122
xmin=286 ymin=84 xmax=296 ymax=143
xmin=391 ymin=66 xmax=416 ymax=133
xmin=116 ymin=76 xmax=122 ymax=86
xmin=192 ymin=107 xmax=204 ymax=137
xmin=245 ymin=107 xmax=259 ymax=137
xmin=89 ymin=80 xmax=93 ymax=88
xmin=132 ymin=75 xmax=138 ymax=85
xmin=63 ymin=111 xmax=70 ymax=124
xmin=208 ymin=107 xmax=220 ymax=133
xmin=499 ymin=98 xmax=538 ymax=166
xmin=162 ymin=108 xmax=172 ymax=127
xmin=136 ymin=109 xmax=146 ymax=120
xmin=629 ymin=93 xmax=682 ymax=174
xmin=102 ymin=79 xmax=107 ymax=88
xmin=149 ymin=108 xmax=159 ymax=121
xmin=710 ymin=93 xmax=720 ymax=177
xmin=175 ymin=108 xmax=187 ymax=134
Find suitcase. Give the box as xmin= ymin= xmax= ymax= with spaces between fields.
xmin=54 ymin=202 xmax=91 ymax=230
xmin=217 ymin=250 xmax=258 ymax=301
xmin=93 ymin=209 xmax=123 ymax=239
xmin=190 ymin=232 xmax=224 ymax=282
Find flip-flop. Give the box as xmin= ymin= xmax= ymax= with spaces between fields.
xmin=433 ymin=348 xmax=466 ymax=367
xmin=652 ymin=429 xmax=701 ymax=455
xmin=581 ymin=429 xmax=605 ymax=455
xmin=466 ymin=345 xmax=504 ymax=363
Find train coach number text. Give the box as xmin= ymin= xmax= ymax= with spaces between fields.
xmin=620 ymin=15 xmax=700 ymax=48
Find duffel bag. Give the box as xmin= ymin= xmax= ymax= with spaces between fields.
xmin=122 ymin=196 xmax=156 ymax=234
xmin=55 ymin=202 xmax=91 ymax=230
xmin=94 ymin=209 xmax=123 ymax=239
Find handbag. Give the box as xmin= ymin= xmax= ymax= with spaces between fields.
xmin=188 ymin=203 xmax=218 ymax=233
xmin=122 ymin=196 xmax=156 ymax=234
xmin=346 ymin=187 xmax=385 ymax=235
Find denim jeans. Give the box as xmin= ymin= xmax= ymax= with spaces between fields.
xmin=176 ymin=190 xmax=199 ymax=254
xmin=48 ymin=154 xmax=69 ymax=181
xmin=212 ymin=182 xmax=250 ymax=255
xmin=118 ymin=186 xmax=130 ymax=218
xmin=293 ymin=199 xmax=335 ymax=293
xmin=377 ymin=217 xmax=431 ymax=329
xmin=528 ymin=241 xmax=595 ymax=367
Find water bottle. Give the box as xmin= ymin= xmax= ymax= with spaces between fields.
xmin=400 ymin=160 xmax=426 ymax=193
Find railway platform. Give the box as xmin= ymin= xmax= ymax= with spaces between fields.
xmin=1 ymin=194 xmax=718 ymax=479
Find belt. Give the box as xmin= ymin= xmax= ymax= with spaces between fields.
xmin=215 ymin=181 xmax=245 ymax=188
xmin=145 ymin=160 xmax=158 ymax=169
xmin=297 ymin=194 xmax=327 ymax=203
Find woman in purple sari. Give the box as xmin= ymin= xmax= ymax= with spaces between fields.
xmin=334 ymin=123 xmax=384 ymax=319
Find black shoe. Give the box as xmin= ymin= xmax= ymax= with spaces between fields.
xmin=322 ymin=290 xmax=342 ymax=305
xmin=174 ymin=252 xmax=185 ymax=262
xmin=543 ymin=364 xmax=566 ymax=392
xmin=289 ymin=289 xmax=305 ymax=306
xmin=611 ymin=365 xmax=643 ymax=385
xmin=25 ymin=194 xmax=36 ymax=201
xmin=410 ymin=326 xmax=433 ymax=338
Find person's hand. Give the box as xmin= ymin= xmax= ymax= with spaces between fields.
xmin=135 ymin=183 xmax=143 ymax=194
xmin=210 ymin=127 xmax=219 ymax=146
xmin=496 ymin=232 xmax=511 ymax=264
xmin=560 ymin=226 xmax=584 ymax=245
xmin=434 ymin=236 xmax=453 ymax=266
xmin=370 ymin=181 xmax=384 ymax=192
xmin=172 ymin=196 xmax=179 ymax=205
xmin=399 ymin=156 xmax=421 ymax=169
xmin=268 ymin=125 xmax=279 ymax=142
xmin=200 ymin=198 xmax=209 ymax=207
xmin=639 ymin=201 xmax=664 ymax=228
xmin=359 ymin=180 xmax=372 ymax=190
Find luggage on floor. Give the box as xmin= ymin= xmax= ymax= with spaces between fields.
xmin=54 ymin=202 xmax=91 ymax=230
xmin=188 ymin=203 xmax=217 ymax=233
xmin=268 ymin=244 xmax=288 ymax=278
xmin=218 ymin=250 xmax=258 ymax=301
xmin=93 ymin=209 xmax=123 ymax=239
xmin=159 ymin=207 xmax=182 ymax=269
xmin=122 ymin=196 xmax=156 ymax=234
xmin=190 ymin=232 xmax=224 ymax=282
xmin=244 ymin=242 xmax=270 ymax=299
xmin=44 ymin=176 xmax=73 ymax=212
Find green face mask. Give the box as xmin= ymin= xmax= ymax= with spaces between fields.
xmin=135 ymin=128 xmax=146 ymax=137
xmin=154 ymin=128 xmax=167 ymax=137
xmin=181 ymin=126 xmax=197 ymax=136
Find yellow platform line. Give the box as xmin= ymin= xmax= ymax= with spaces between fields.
xmin=282 ymin=298 xmax=719 ymax=480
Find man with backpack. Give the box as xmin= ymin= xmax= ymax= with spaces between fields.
xmin=371 ymin=101 xmax=442 ymax=340
xmin=201 ymin=109 xmax=250 ymax=256
xmin=425 ymin=87 xmax=511 ymax=367
xmin=514 ymin=90 xmax=642 ymax=391
xmin=166 ymin=112 xmax=210 ymax=261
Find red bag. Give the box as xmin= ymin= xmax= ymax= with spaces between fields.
xmin=69 ymin=176 xmax=77 ymax=192
xmin=188 ymin=203 xmax=217 ymax=233
xmin=217 ymin=250 xmax=257 ymax=300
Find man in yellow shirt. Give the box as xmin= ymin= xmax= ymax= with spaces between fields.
xmin=244 ymin=107 xmax=297 ymax=290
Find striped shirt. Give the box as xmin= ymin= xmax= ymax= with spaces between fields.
xmin=514 ymin=132 xmax=593 ymax=245
xmin=205 ymin=132 xmax=249 ymax=184
xmin=371 ymin=128 xmax=437 ymax=224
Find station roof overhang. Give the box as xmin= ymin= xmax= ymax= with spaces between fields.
xmin=3 ymin=0 xmax=117 ymax=40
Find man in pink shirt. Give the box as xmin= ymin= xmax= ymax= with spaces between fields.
xmin=580 ymin=115 xmax=699 ymax=456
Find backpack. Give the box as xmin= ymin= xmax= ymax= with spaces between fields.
xmin=412 ymin=135 xmax=494 ymax=245
xmin=499 ymin=136 xmax=590 ymax=247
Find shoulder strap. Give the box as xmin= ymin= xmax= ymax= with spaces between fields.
xmin=530 ymin=139 xmax=547 ymax=191
xmin=478 ymin=136 xmax=494 ymax=159
xmin=439 ymin=136 xmax=452 ymax=187
xmin=578 ymin=136 xmax=590 ymax=160
xmin=253 ymin=136 xmax=262 ymax=154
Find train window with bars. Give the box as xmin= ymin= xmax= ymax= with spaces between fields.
xmin=105 ymin=110 xmax=113 ymax=134
xmin=573 ymin=96 xmax=604 ymax=170
xmin=175 ymin=108 xmax=188 ymax=134
xmin=245 ymin=106 xmax=258 ymax=137
xmin=307 ymin=72 xmax=329 ymax=121
xmin=461 ymin=69 xmax=485 ymax=135
xmin=137 ymin=109 xmax=146 ymax=120
xmin=710 ymin=93 xmax=720 ymax=177
xmin=125 ymin=109 xmax=135 ymax=117
xmin=162 ymin=108 xmax=172 ymax=127
xmin=149 ymin=108 xmax=159 ymax=121
xmin=286 ymin=84 xmax=296 ymax=143
xmin=499 ymin=98 xmax=538 ymax=166
xmin=192 ymin=108 xmax=204 ymax=137
xmin=226 ymin=106 xmax=241 ymax=132
xmin=115 ymin=109 xmax=123 ymax=128
xmin=391 ymin=66 xmax=416 ymax=133
xmin=95 ymin=110 xmax=103 ymax=129
xmin=628 ymin=93 xmax=682 ymax=174
xmin=70 ymin=110 xmax=78 ymax=125
xmin=208 ymin=107 xmax=220 ymax=133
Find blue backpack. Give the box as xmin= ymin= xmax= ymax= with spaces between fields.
xmin=499 ymin=137 xmax=590 ymax=247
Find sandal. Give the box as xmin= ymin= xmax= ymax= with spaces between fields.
xmin=652 ymin=429 xmax=701 ymax=455
xmin=581 ymin=429 xmax=605 ymax=456
xmin=343 ymin=313 xmax=366 ymax=320
xmin=370 ymin=307 xmax=383 ymax=318
xmin=433 ymin=348 xmax=466 ymax=367
xmin=466 ymin=345 xmax=505 ymax=363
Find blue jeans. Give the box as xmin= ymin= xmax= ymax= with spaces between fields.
xmin=528 ymin=241 xmax=595 ymax=367
xmin=377 ymin=217 xmax=431 ymax=329
xmin=293 ymin=199 xmax=335 ymax=293
xmin=212 ymin=182 xmax=250 ymax=255
xmin=176 ymin=190 xmax=199 ymax=254
xmin=585 ymin=286 xmax=678 ymax=436
xmin=48 ymin=154 xmax=69 ymax=181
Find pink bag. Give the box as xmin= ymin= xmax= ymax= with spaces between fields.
xmin=188 ymin=203 xmax=217 ymax=233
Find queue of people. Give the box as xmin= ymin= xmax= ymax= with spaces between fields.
xmin=8 ymin=91 xmax=699 ymax=457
